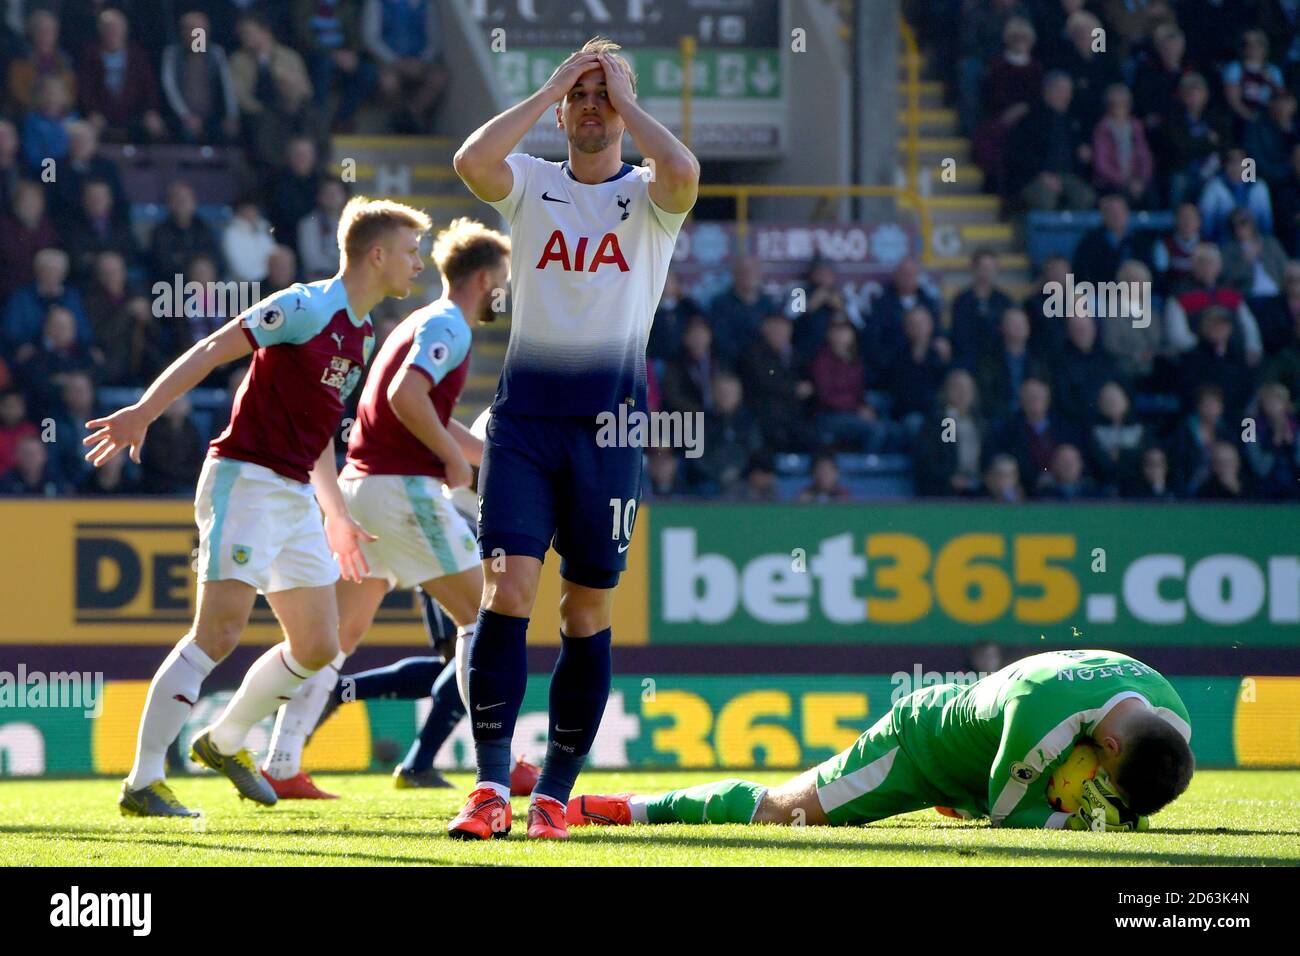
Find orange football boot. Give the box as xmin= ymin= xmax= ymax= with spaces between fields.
xmin=447 ymin=786 xmax=512 ymax=840
xmin=510 ymin=757 xmax=541 ymax=797
xmin=566 ymin=793 xmax=633 ymax=827
xmin=261 ymin=770 xmax=339 ymax=799
xmin=526 ymin=795 xmax=570 ymax=839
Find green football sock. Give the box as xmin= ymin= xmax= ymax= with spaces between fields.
xmin=644 ymin=778 xmax=767 ymax=824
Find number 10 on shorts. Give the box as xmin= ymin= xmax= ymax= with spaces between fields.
xmin=609 ymin=498 xmax=637 ymax=552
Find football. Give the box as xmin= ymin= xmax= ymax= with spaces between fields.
xmin=1045 ymin=741 xmax=1102 ymax=812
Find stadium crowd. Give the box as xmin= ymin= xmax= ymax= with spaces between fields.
xmin=0 ymin=0 xmax=1296 ymax=504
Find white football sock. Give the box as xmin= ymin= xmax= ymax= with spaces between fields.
xmin=207 ymin=643 xmax=319 ymax=756
xmin=263 ymin=650 xmax=346 ymax=779
xmin=126 ymin=639 xmax=216 ymax=789
xmin=454 ymin=622 xmax=476 ymax=710
xmin=628 ymin=795 xmax=650 ymax=823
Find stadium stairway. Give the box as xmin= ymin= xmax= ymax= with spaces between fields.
xmin=892 ymin=41 xmax=1035 ymax=310
xmin=332 ymin=134 xmax=506 ymax=424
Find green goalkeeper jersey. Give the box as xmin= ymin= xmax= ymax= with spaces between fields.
xmin=893 ymin=650 xmax=1191 ymax=828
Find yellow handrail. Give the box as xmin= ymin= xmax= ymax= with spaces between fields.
xmin=897 ymin=16 xmax=922 ymax=197
xmin=679 ymin=35 xmax=696 ymax=150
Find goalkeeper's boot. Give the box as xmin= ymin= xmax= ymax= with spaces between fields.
xmin=510 ymin=756 xmax=540 ymax=797
xmin=119 ymin=779 xmax=201 ymax=818
xmin=566 ymin=793 xmax=633 ymax=827
xmin=447 ymin=786 xmax=511 ymax=839
xmin=526 ymin=795 xmax=570 ymax=839
xmin=261 ymin=770 xmax=338 ymax=799
xmin=393 ymin=766 xmax=454 ymax=789
xmin=190 ymin=731 xmax=278 ymax=806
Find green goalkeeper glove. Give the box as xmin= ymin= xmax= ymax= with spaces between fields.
xmin=1065 ymin=777 xmax=1150 ymax=832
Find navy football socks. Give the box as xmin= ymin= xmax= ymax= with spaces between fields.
xmin=467 ymin=608 xmax=530 ymax=790
xmin=403 ymin=660 xmax=466 ymax=773
xmin=534 ymin=628 xmax=612 ymax=804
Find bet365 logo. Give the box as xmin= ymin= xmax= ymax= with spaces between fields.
xmin=535 ymin=230 xmax=629 ymax=272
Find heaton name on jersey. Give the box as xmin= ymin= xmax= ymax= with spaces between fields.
xmin=486 ymin=153 xmax=690 ymax=416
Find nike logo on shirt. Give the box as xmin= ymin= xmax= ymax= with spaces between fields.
xmin=542 ymin=191 xmax=570 ymax=203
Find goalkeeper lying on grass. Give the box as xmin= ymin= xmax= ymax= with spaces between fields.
xmin=569 ymin=650 xmax=1194 ymax=832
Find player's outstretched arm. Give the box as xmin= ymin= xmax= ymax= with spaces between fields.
xmin=597 ymin=52 xmax=699 ymax=214
xmin=309 ymin=437 xmax=378 ymax=584
xmin=454 ymin=51 xmax=602 ymax=202
xmin=83 ymin=317 xmax=253 ymax=466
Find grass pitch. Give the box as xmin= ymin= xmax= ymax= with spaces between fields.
xmin=1 ymin=769 xmax=1296 ymax=866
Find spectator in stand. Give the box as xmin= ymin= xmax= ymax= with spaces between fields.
xmin=266 ymin=243 xmax=299 ymax=288
xmin=362 ymin=0 xmax=448 ymax=134
xmin=1024 ymin=254 xmax=1070 ymax=363
xmin=1091 ymin=86 xmax=1156 ymax=207
xmin=2 ymin=247 xmax=91 ymax=358
xmin=885 ymin=304 xmax=950 ymax=438
xmin=1178 ymin=306 xmax=1256 ymax=419
xmin=1151 ymin=202 xmax=1205 ymax=294
xmin=914 ymin=368 xmax=986 ymax=497
xmin=82 ymin=443 xmax=133 ymax=494
xmin=1098 ymin=0 xmax=1175 ymax=61
xmin=736 ymin=452 xmax=780 ymax=502
xmin=738 ymin=311 xmax=814 ymax=452
xmin=957 ymin=0 xmax=1031 ymax=135
xmin=647 ymin=270 xmax=702 ymax=367
xmin=688 ymin=371 xmax=763 ymax=496
xmin=1221 ymin=208 xmax=1289 ymax=299
xmin=1200 ymin=146 xmax=1274 ymax=241
xmin=0 ymin=181 xmax=60 ymax=303
xmin=1251 ymin=259 xmax=1300 ymax=356
xmin=1158 ymin=72 xmax=1229 ymax=208
xmin=1223 ymin=29 xmax=1287 ymax=131
xmin=1196 ymin=440 xmax=1249 ymax=499
xmin=1056 ymin=308 xmax=1125 ymax=423
xmin=1087 ymin=380 xmax=1146 ymax=494
xmin=1244 ymin=89 xmax=1299 ymax=190
xmin=1007 ymin=71 xmax=1096 ymax=211
xmin=972 ymin=14 xmax=1042 ymax=194
xmin=0 ymin=121 xmax=20 ymax=213
xmin=1037 ymin=443 xmax=1099 ymax=500
xmin=63 ymin=177 xmax=138 ymax=283
xmin=1259 ymin=0 xmax=1300 ymax=93
xmin=5 ymin=9 xmax=77 ymax=116
xmin=51 ymin=369 xmax=96 ymax=491
xmin=710 ymin=255 xmax=776 ymax=366
xmin=297 ymin=177 xmax=348 ymax=280
xmin=293 ymin=0 xmax=374 ymax=132
xmin=229 ymin=11 xmax=318 ymax=167
xmin=1179 ymin=0 xmax=1256 ymax=69
xmin=0 ymin=434 xmax=68 ymax=496
xmin=160 ymin=9 xmax=241 ymax=144
xmin=975 ymin=306 xmax=1046 ymax=423
xmin=1133 ymin=23 xmax=1193 ymax=135
xmin=950 ymin=249 xmax=1012 ymax=368
xmin=148 ymin=179 xmax=222 ymax=283
xmin=1273 ymin=144 xmax=1300 ymax=256
xmin=1057 ymin=11 xmax=1122 ymax=130
xmin=644 ymin=447 xmax=688 ymax=500
xmin=993 ymin=376 xmax=1079 ymax=493
xmin=1100 ymin=259 xmax=1165 ymax=383
xmin=76 ymin=7 xmax=166 ymax=143
xmin=1166 ymin=242 xmax=1264 ymax=364
xmin=660 ymin=314 xmax=718 ymax=415
xmin=810 ymin=312 xmax=884 ymax=453
xmin=85 ymin=250 xmax=175 ymax=386
xmin=1132 ymin=445 xmax=1176 ymax=500
xmin=865 ymin=256 xmax=942 ymax=378
xmin=797 ymin=453 xmax=853 ymax=503
xmin=0 ymin=389 xmax=38 ymax=474
xmin=20 ymin=74 xmax=77 ymax=172
xmin=178 ymin=253 xmax=230 ymax=347
xmin=1243 ymin=381 xmax=1300 ymax=498
xmin=1072 ymin=191 xmax=1154 ymax=285
xmin=140 ymin=394 xmax=204 ymax=494
xmin=222 ymin=196 xmax=276 ymax=282
xmin=982 ymin=451 xmax=1025 ymax=502
xmin=790 ymin=259 xmax=849 ymax=365
xmin=1263 ymin=291 xmax=1300 ymax=397
xmin=48 ymin=121 xmax=127 ymax=228
xmin=1170 ymin=383 xmax=1231 ymax=492
xmin=266 ymin=135 xmax=321 ymax=245
xmin=14 ymin=305 xmax=100 ymax=413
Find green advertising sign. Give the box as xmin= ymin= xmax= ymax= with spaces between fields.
xmin=646 ymin=504 xmax=1300 ymax=646
xmin=493 ymin=48 xmax=783 ymax=100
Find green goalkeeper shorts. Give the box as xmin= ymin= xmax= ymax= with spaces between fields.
xmin=813 ymin=710 xmax=948 ymax=826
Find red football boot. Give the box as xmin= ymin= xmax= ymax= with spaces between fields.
xmin=566 ymin=793 xmax=633 ymax=827
xmin=509 ymin=756 xmax=540 ymax=797
xmin=447 ymin=786 xmax=512 ymax=840
xmin=526 ymin=795 xmax=570 ymax=839
xmin=261 ymin=770 xmax=339 ymax=799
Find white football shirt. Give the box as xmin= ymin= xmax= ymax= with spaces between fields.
xmin=486 ymin=153 xmax=690 ymax=416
